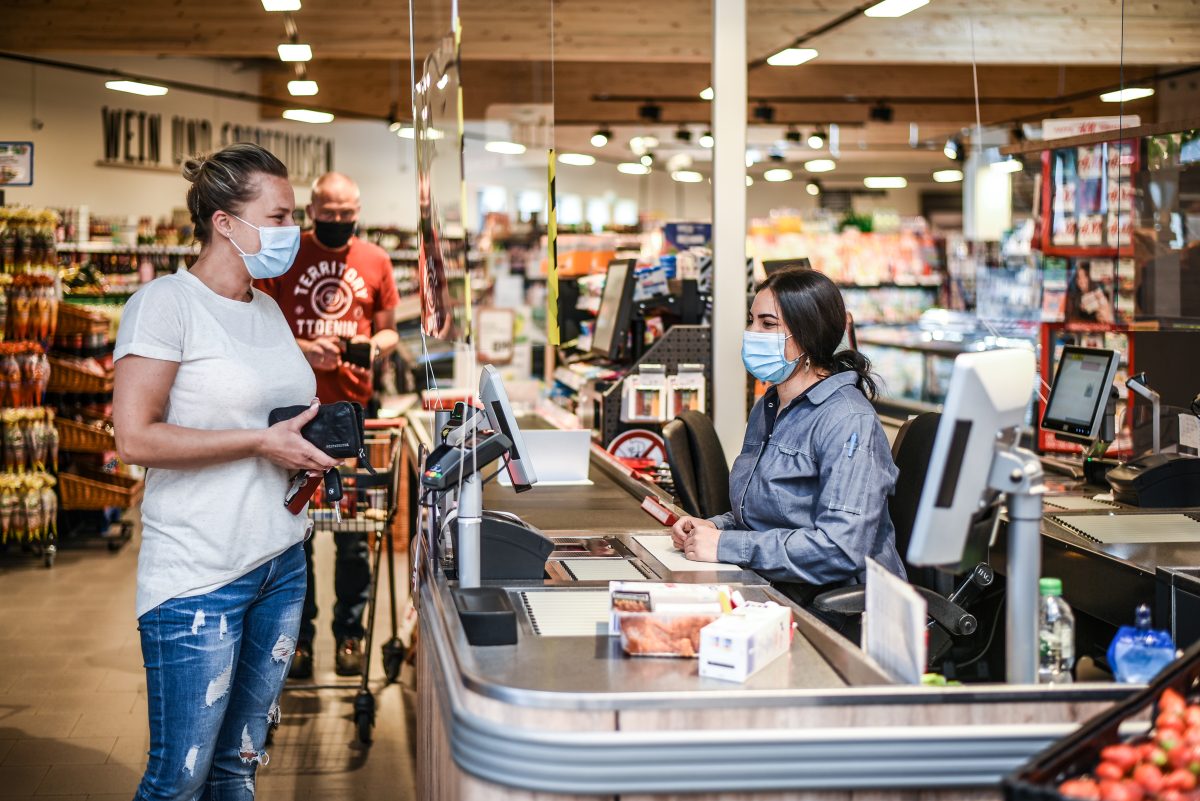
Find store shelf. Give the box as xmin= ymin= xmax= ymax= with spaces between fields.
xmin=58 ymin=241 xmax=195 ymax=256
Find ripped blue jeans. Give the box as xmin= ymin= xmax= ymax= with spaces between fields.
xmin=134 ymin=543 xmax=305 ymax=801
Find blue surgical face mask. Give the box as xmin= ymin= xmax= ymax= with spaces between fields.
xmin=224 ymin=213 xmax=301 ymax=280
xmin=742 ymin=330 xmax=799 ymax=384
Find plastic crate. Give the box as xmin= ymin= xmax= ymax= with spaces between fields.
xmin=1004 ymin=638 xmax=1200 ymax=800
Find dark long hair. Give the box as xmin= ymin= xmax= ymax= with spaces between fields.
xmin=758 ymin=268 xmax=879 ymax=399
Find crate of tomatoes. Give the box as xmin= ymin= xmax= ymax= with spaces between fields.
xmin=1005 ymin=639 xmax=1200 ymax=801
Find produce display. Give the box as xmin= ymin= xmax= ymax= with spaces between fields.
xmin=1057 ymin=688 xmax=1200 ymax=800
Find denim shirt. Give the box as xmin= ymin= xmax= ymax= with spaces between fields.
xmin=709 ymin=371 xmax=906 ymax=587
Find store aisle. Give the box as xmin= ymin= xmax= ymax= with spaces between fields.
xmin=0 ymin=531 xmax=416 ymax=800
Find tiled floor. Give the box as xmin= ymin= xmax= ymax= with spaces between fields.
xmin=0 ymin=528 xmax=417 ymax=800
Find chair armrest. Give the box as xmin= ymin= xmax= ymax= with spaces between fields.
xmin=915 ymin=587 xmax=978 ymax=637
xmin=811 ymin=586 xmax=866 ymax=615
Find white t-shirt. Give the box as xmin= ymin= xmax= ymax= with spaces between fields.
xmin=115 ymin=269 xmax=317 ymax=618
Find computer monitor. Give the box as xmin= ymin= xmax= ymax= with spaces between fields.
xmin=907 ymin=349 xmax=1037 ymax=567
xmin=1040 ymin=346 xmax=1121 ymax=444
xmin=590 ymin=259 xmax=637 ymax=360
xmin=479 ymin=365 xmax=537 ymax=492
xmin=762 ymin=257 xmax=812 ymax=276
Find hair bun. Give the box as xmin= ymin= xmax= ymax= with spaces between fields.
xmin=181 ymin=157 xmax=206 ymax=183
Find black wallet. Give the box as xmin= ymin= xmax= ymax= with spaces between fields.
xmin=267 ymin=401 xmax=376 ymax=474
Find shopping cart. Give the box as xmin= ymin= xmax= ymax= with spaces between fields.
xmin=279 ymin=420 xmax=407 ymax=745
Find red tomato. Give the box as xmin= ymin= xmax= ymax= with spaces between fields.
xmin=1159 ymin=790 xmax=1186 ymax=801
xmin=1102 ymin=745 xmax=1141 ymax=773
xmin=1161 ymin=712 xmax=1188 ymax=733
xmin=1059 ymin=777 xmax=1102 ymax=800
xmin=1184 ymin=727 xmax=1200 ymax=746
xmin=1185 ymin=707 xmax=1200 ymax=728
xmin=1171 ymin=745 xmax=1195 ymax=771
xmin=1097 ymin=761 xmax=1126 ymax=781
xmin=1133 ymin=762 xmax=1164 ymax=794
xmin=1162 ymin=688 xmax=1188 ymax=716
xmin=1164 ymin=768 xmax=1199 ymax=791
xmin=1098 ymin=779 xmax=1141 ymax=801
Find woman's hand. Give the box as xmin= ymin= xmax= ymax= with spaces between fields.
xmin=682 ymin=527 xmax=722 ymax=563
xmin=258 ymin=401 xmax=340 ymax=472
xmin=670 ymin=516 xmax=716 ymax=550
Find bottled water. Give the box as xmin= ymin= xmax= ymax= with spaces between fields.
xmin=1108 ymin=603 xmax=1177 ymax=683
xmin=1037 ymin=577 xmax=1075 ymax=684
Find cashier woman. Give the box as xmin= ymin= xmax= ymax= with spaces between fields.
xmin=671 ymin=268 xmax=905 ymax=602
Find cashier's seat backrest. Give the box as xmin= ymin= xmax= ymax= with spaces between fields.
xmin=888 ymin=412 xmax=945 ymax=591
xmin=663 ymin=417 xmax=703 ymax=517
xmin=678 ymin=411 xmax=732 ymax=518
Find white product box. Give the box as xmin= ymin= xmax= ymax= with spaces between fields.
xmin=698 ymin=603 xmax=792 ymax=682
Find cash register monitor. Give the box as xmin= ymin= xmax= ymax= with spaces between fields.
xmin=479 ymin=364 xmax=538 ymax=492
xmin=762 ymin=257 xmax=812 ymax=276
xmin=590 ymin=259 xmax=637 ymax=360
xmin=1040 ymin=347 xmax=1121 ymax=445
xmin=907 ymin=349 xmax=1037 ymax=567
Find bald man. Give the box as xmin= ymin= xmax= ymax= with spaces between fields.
xmin=256 ymin=171 xmax=400 ymax=679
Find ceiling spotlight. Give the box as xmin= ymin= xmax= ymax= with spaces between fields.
xmin=803 ymin=159 xmax=836 ymax=173
xmin=558 ymin=153 xmax=597 ymax=166
xmin=618 ymin=162 xmax=650 ymax=175
xmin=282 ymin=109 xmax=333 ymax=124
xmin=638 ymin=102 xmax=663 ymax=122
xmin=675 ymin=126 xmax=692 ymax=143
xmin=485 ymin=141 xmax=526 ymax=155
xmin=764 ymin=168 xmax=793 ymax=182
xmin=808 ymin=128 xmax=826 ymax=149
xmin=277 ymin=43 xmax=313 ymax=62
xmin=805 ymin=181 xmax=821 ymax=196
xmin=262 ymin=0 xmax=301 ymax=9
xmin=863 ymin=176 xmax=907 ymax=189
xmin=1100 ymin=87 xmax=1155 ymax=103
xmin=869 ymin=101 xmax=894 ymax=123
xmin=700 ymin=86 xmax=714 ymax=101
xmin=753 ymin=103 xmax=776 ymax=123
xmin=992 ymin=156 xmax=1024 ymax=173
xmin=944 ymin=137 xmax=961 ymax=160
xmin=104 ymin=80 xmax=168 ymax=97
xmin=769 ymin=151 xmax=785 ymax=163
xmin=932 ymin=169 xmax=964 ymax=183
xmin=671 ymin=170 xmax=703 ymax=183
xmin=287 ymin=80 xmax=318 ymax=96
xmin=591 ymin=126 xmax=612 ymax=148
xmin=699 ymin=131 xmax=714 ymax=149
xmin=388 ymin=121 xmax=403 ymax=133
xmin=766 ymin=48 xmax=819 ymax=66
xmin=641 ymin=154 xmax=654 ymax=167
xmin=785 ymin=127 xmax=802 ymax=144
xmin=746 ymin=175 xmax=754 ymax=187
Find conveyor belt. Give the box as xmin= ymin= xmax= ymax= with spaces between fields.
xmin=519 ymin=589 xmax=611 ymax=637
xmin=1051 ymin=512 xmax=1200 ymax=544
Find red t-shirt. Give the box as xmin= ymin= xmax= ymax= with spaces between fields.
xmin=256 ymin=231 xmax=399 ymax=405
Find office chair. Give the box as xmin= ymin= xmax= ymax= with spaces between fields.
xmin=812 ymin=412 xmax=999 ymax=672
xmin=663 ymin=411 xmax=732 ymax=519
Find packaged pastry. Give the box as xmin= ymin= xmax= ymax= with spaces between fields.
xmin=609 ymin=582 xmax=730 ymax=658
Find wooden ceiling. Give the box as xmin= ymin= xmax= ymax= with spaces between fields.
xmin=2 ymin=0 xmax=1196 ymax=177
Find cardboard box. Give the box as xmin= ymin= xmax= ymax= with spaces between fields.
xmin=698 ymin=603 xmax=792 ymax=682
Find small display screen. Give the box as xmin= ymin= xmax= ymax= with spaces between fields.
xmin=591 ymin=259 xmax=634 ymax=358
xmin=1042 ymin=347 xmax=1117 ymax=440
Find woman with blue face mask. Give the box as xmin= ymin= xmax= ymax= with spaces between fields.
xmin=671 ymin=268 xmax=905 ymax=604
xmin=113 ymin=142 xmax=338 ymax=799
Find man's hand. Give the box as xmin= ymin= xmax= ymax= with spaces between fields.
xmin=300 ymin=337 xmax=342 ymax=372
xmin=682 ymin=527 xmax=722 ymax=563
xmin=345 ymin=334 xmax=375 ymax=381
xmin=670 ymin=516 xmax=716 ymax=550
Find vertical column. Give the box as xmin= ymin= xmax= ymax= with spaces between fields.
xmin=712 ymin=0 xmax=748 ymax=463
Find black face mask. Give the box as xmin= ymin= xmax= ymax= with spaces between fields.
xmin=313 ymin=220 xmax=356 ymax=249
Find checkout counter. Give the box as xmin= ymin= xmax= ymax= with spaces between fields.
xmin=400 ymin=407 xmax=1136 ymax=800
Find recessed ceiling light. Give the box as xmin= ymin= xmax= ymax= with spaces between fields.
xmin=262 ymin=0 xmax=301 ymax=9
xmin=558 ymin=153 xmax=596 ymax=166
xmin=105 ymin=80 xmax=168 ymax=96
xmin=277 ymin=44 xmax=312 ymax=62
xmin=287 ymin=80 xmax=318 ymax=96
xmin=699 ymin=131 xmax=714 ymax=149
xmin=863 ymin=0 xmax=929 ymax=17
xmin=807 ymin=129 xmax=825 ymax=149
xmin=640 ymin=154 xmax=654 ymax=167
xmin=282 ymin=108 xmax=333 ymax=123
xmin=397 ymin=127 xmax=444 ymax=140
xmin=992 ymin=157 xmax=1024 ymax=173
xmin=805 ymin=181 xmax=821 ymax=196
xmin=1100 ymin=87 xmax=1155 ymax=103
xmin=764 ymin=168 xmax=793 ymax=182
xmin=485 ymin=141 xmax=526 ymax=155
xmin=944 ymin=138 xmax=961 ymax=160
xmin=746 ymin=176 xmax=754 ymax=187
xmin=700 ymin=86 xmax=714 ymax=101
xmin=671 ymin=170 xmax=703 ymax=183
xmin=766 ymin=48 xmax=819 ymax=67
xmin=932 ymin=169 xmax=964 ymax=183
xmin=803 ymin=159 xmax=836 ymax=173
xmin=864 ymin=176 xmax=908 ymax=189
xmin=591 ymin=127 xmax=612 ymax=148
xmin=618 ymin=162 xmax=650 ymax=175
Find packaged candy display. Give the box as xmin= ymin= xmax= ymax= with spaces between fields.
xmin=0 ymin=344 xmax=51 ymax=408
xmin=0 ymin=207 xmax=59 ymax=275
xmin=3 ymin=274 xmax=59 ymax=342
xmin=610 ymin=582 xmax=731 ymax=658
xmin=0 ymin=472 xmax=57 ymax=544
xmin=1 ymin=408 xmax=58 ymax=473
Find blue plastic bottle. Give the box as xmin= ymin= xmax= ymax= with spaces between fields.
xmin=1107 ymin=604 xmax=1177 ymax=683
